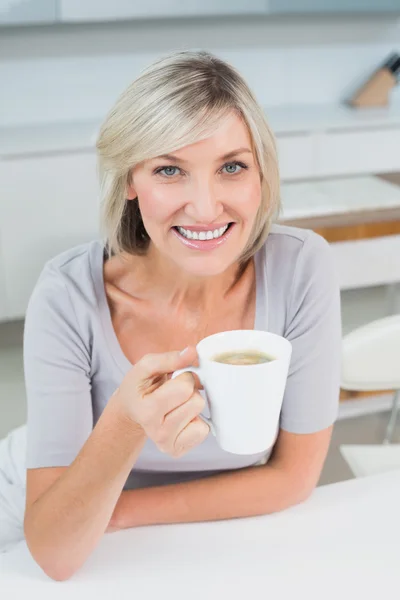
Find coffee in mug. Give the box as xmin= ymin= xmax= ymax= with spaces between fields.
xmin=212 ymin=350 xmax=275 ymax=365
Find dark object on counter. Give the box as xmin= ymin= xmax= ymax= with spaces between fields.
xmin=385 ymin=53 xmax=400 ymax=80
xmin=348 ymin=52 xmax=400 ymax=109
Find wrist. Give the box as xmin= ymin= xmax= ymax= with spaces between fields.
xmin=108 ymin=388 xmax=147 ymax=441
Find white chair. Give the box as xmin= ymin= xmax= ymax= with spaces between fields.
xmin=340 ymin=444 xmax=400 ymax=478
xmin=341 ymin=314 xmax=400 ymax=445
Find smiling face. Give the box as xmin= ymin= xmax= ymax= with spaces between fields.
xmin=127 ymin=111 xmax=262 ymax=277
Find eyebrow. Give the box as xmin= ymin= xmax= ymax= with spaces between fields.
xmin=155 ymin=147 xmax=253 ymax=163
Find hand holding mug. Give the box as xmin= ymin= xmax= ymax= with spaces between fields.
xmin=112 ymin=347 xmax=210 ymax=458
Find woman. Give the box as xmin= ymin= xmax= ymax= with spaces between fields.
xmin=1 ymin=51 xmax=341 ymax=577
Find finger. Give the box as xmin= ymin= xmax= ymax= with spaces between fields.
xmin=167 ymin=369 xmax=203 ymax=391
xmin=150 ymin=372 xmax=197 ymax=415
xmin=155 ymin=391 xmax=205 ymax=454
xmin=190 ymin=372 xmax=203 ymax=391
xmin=173 ymin=417 xmax=210 ymax=457
xmin=135 ymin=347 xmax=198 ymax=387
xmin=163 ymin=390 xmax=205 ymax=433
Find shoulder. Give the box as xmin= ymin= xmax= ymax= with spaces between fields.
xmin=27 ymin=239 xmax=104 ymax=323
xmin=265 ymin=223 xmax=331 ymax=260
xmin=256 ymin=224 xmax=339 ymax=333
xmin=259 ymin=223 xmax=335 ymax=290
xmin=32 ymin=240 xmax=102 ymax=294
xmin=25 ymin=240 xmax=105 ymax=364
xmin=42 ymin=239 xmax=101 ymax=281
xmin=267 ymin=224 xmax=340 ymax=326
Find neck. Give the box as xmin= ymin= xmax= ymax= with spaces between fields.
xmin=122 ymin=244 xmax=251 ymax=314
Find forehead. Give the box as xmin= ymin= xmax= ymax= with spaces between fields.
xmin=165 ymin=112 xmax=253 ymax=160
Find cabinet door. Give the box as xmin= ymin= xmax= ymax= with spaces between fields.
xmin=316 ymin=128 xmax=400 ymax=177
xmin=0 ymin=153 xmax=100 ymax=320
xmin=59 ymin=0 xmax=267 ymax=22
xmin=268 ymin=0 xmax=400 ymax=13
xmin=276 ymin=134 xmax=316 ymax=181
xmin=0 ymin=0 xmax=56 ymax=25
xmin=331 ymin=235 xmax=400 ymax=290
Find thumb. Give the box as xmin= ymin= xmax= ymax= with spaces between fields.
xmin=172 ymin=346 xmax=202 ymax=388
xmin=176 ymin=346 xmax=198 ymax=369
xmin=136 ymin=346 xmax=198 ymax=382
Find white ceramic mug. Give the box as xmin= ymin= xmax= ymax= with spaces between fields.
xmin=172 ymin=329 xmax=292 ymax=455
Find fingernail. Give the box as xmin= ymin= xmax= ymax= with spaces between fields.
xmin=179 ymin=347 xmax=189 ymax=356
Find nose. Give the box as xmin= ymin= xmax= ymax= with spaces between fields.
xmin=184 ymin=178 xmax=224 ymax=224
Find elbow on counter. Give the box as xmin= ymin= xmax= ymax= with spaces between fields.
xmin=292 ymin=474 xmax=319 ymax=508
xmin=42 ymin=564 xmax=77 ymax=583
xmin=277 ymin=478 xmax=317 ymax=514
xmin=294 ymin=484 xmax=315 ymax=506
xmin=23 ymin=516 xmax=83 ymax=582
xmin=25 ymin=544 xmax=79 ymax=582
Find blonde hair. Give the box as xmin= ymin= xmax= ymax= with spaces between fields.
xmin=96 ymin=50 xmax=280 ymax=263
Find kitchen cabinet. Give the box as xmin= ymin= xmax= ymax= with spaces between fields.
xmin=59 ymin=0 xmax=267 ymax=23
xmin=276 ymin=134 xmax=316 ymax=181
xmin=330 ymin=235 xmax=400 ymax=290
xmin=316 ymin=128 xmax=400 ymax=177
xmin=0 ymin=153 xmax=99 ymax=319
xmin=0 ymin=0 xmax=56 ymax=25
xmin=267 ymin=0 xmax=400 ymax=14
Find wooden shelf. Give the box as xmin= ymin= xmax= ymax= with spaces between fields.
xmin=314 ymin=219 xmax=400 ymax=243
xmin=282 ymin=212 xmax=400 ymax=243
xmin=340 ymin=389 xmax=394 ymax=402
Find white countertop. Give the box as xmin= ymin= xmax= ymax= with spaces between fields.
xmin=280 ymin=175 xmax=400 ymax=220
xmin=1 ymin=102 xmax=400 ymax=159
xmin=1 ymin=469 xmax=399 ymax=599
xmin=267 ymin=102 xmax=400 ymax=136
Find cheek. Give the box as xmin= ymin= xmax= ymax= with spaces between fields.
xmin=136 ymin=182 xmax=180 ymax=223
xmin=228 ymin=178 xmax=262 ymax=213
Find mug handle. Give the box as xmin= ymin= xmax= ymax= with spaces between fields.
xmin=172 ymin=367 xmax=216 ymax=436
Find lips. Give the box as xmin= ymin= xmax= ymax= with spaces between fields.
xmin=174 ymin=222 xmax=232 ymax=232
xmin=171 ymin=222 xmax=235 ymax=251
xmin=175 ymin=224 xmax=230 ymax=241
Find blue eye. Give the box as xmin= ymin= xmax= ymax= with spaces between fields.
xmin=155 ymin=166 xmax=180 ymax=177
xmin=222 ymin=161 xmax=248 ymax=174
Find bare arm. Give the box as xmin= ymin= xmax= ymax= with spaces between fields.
xmin=24 ymin=347 xmax=208 ymax=582
xmin=24 ymin=396 xmax=146 ymax=582
xmin=110 ymin=426 xmax=333 ymax=529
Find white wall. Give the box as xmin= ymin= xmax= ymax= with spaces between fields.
xmin=1 ymin=14 xmax=400 ymax=127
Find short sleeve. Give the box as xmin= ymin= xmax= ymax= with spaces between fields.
xmin=23 ymin=266 xmax=93 ymax=469
xmin=280 ymin=231 xmax=342 ymax=434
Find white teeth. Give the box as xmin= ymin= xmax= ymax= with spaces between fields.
xmin=177 ymin=224 xmax=229 ymax=241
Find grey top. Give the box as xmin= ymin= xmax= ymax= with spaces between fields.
xmin=24 ymin=224 xmax=341 ymax=489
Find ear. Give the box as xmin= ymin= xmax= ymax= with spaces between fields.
xmin=126 ymin=183 xmax=137 ymax=200
xmin=126 ymin=169 xmax=137 ymax=200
